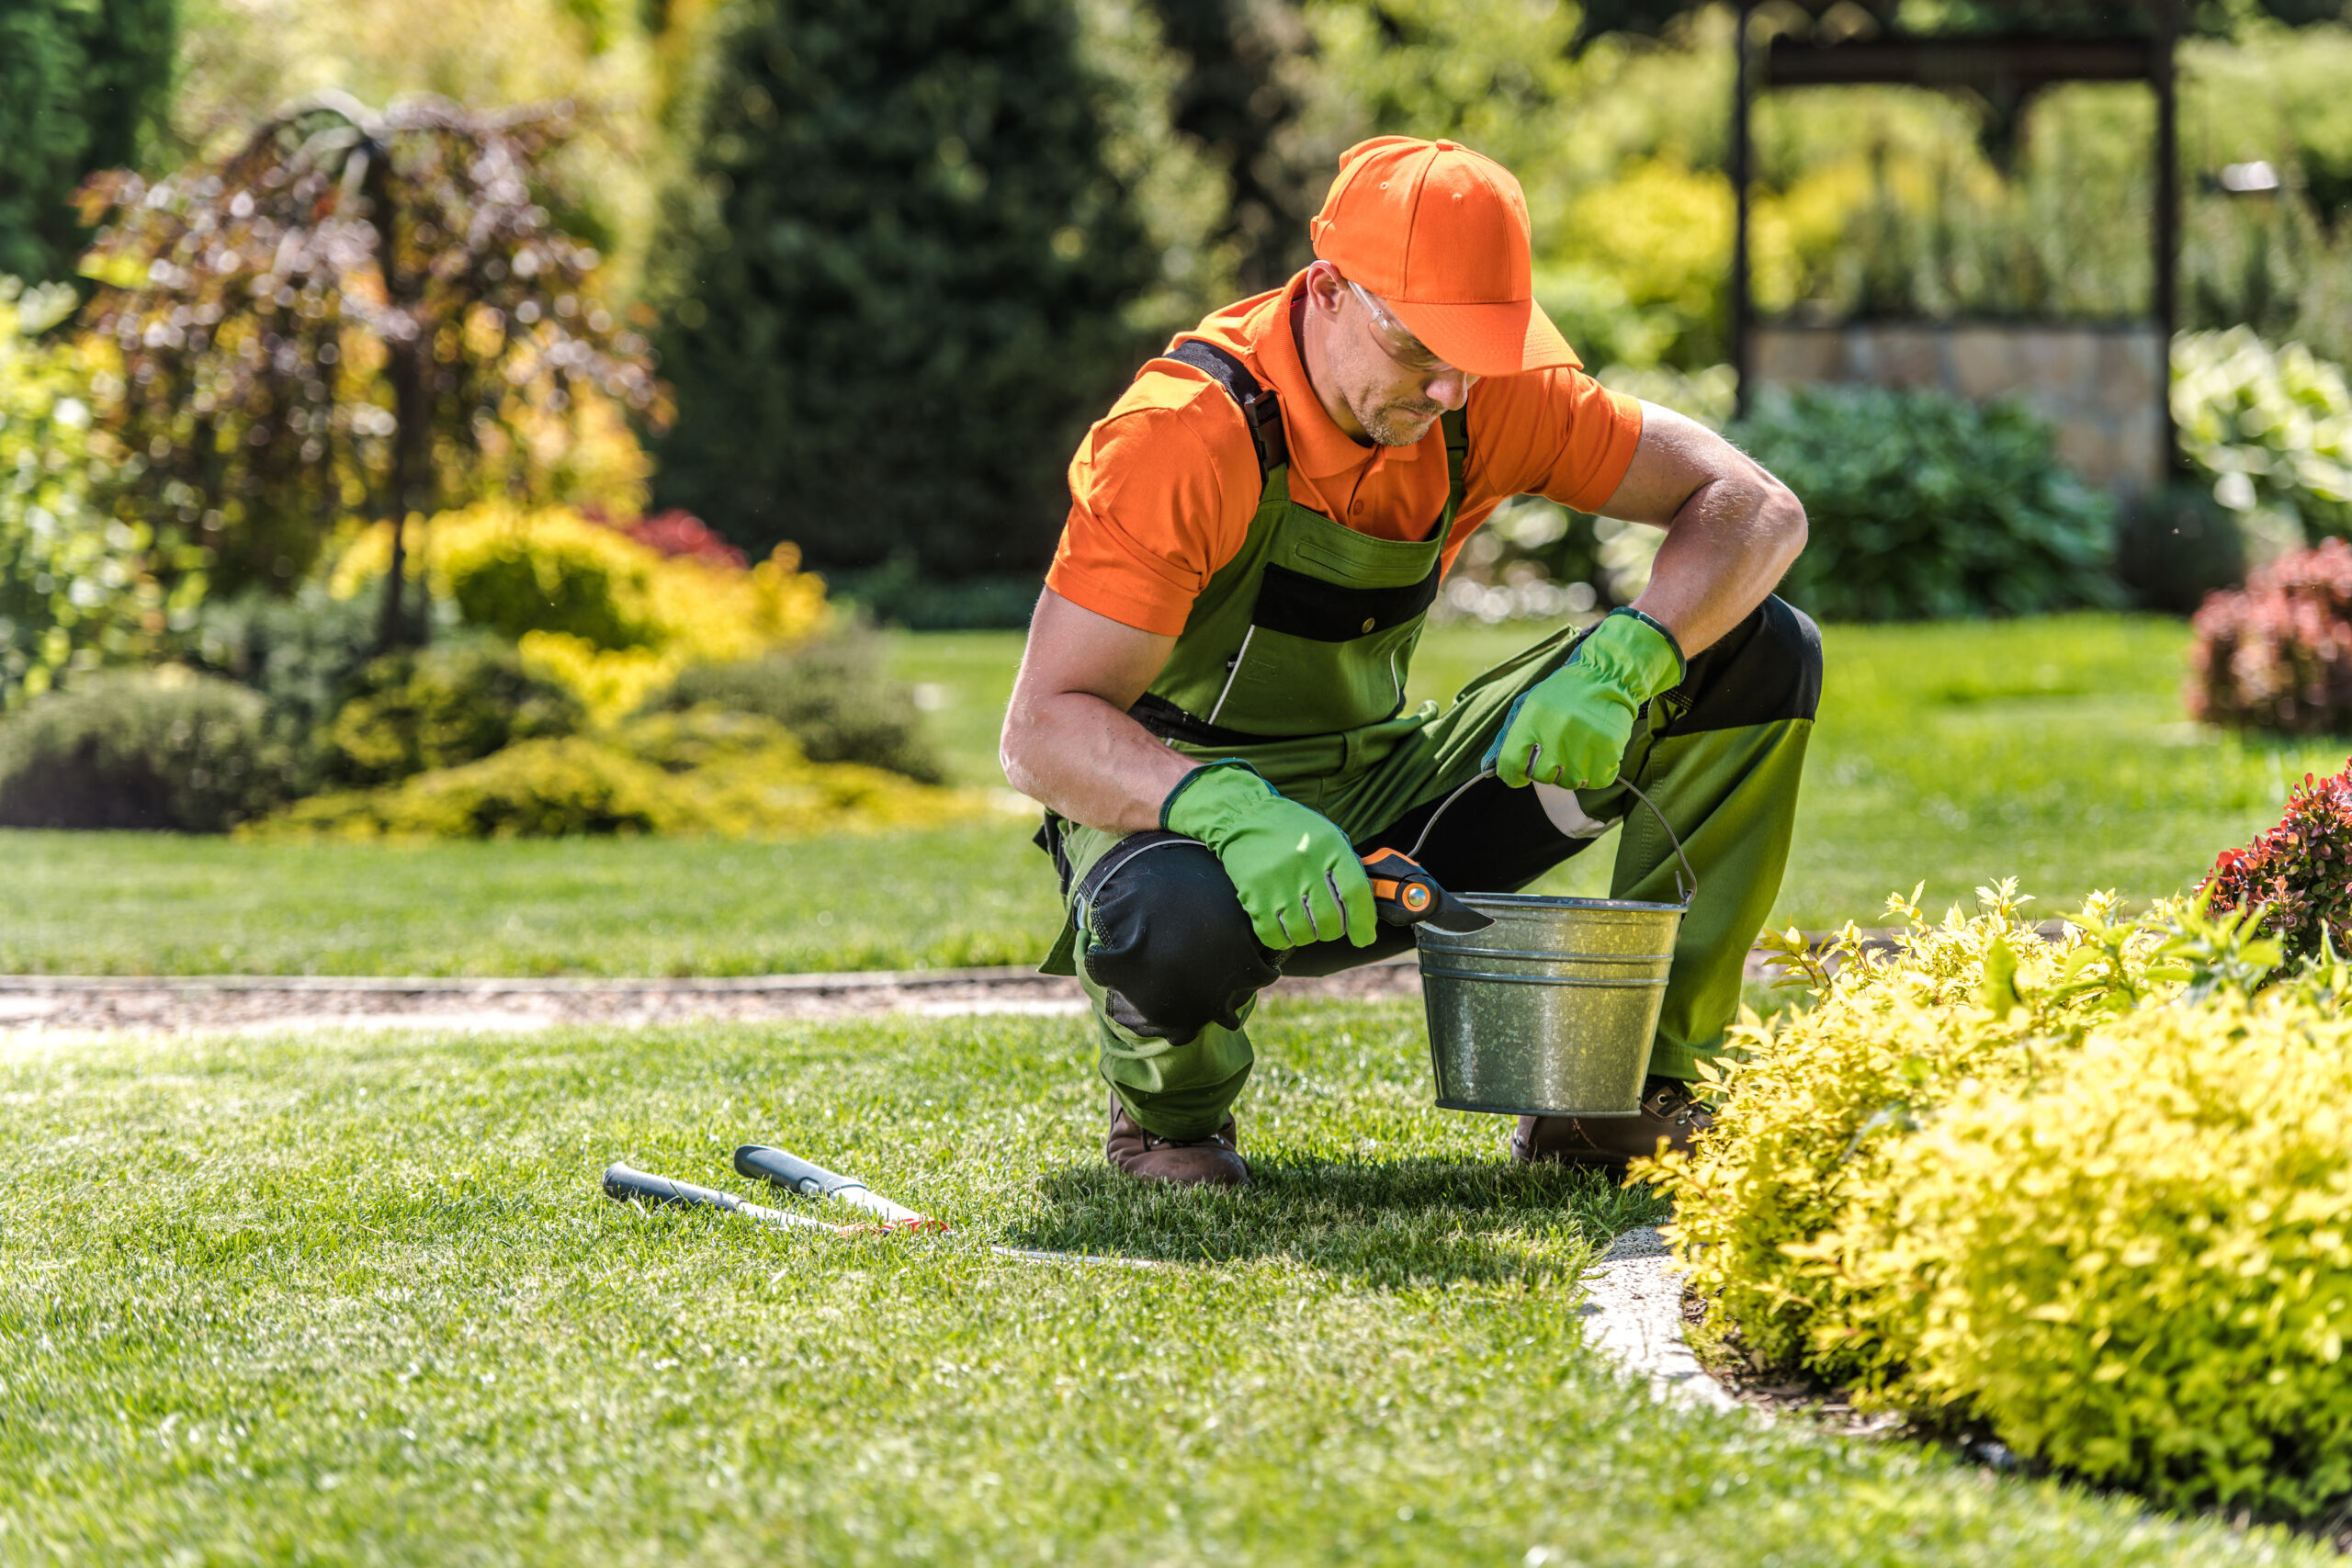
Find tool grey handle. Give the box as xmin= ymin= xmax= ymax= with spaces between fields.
xmin=602 ymin=1163 xmax=840 ymax=1234
xmin=605 ymin=1162 xmax=747 ymax=1213
xmin=1407 ymin=767 xmax=1696 ymax=909
xmin=734 ymin=1144 xmax=863 ymax=1201
xmin=734 ymin=1145 xmax=933 ymax=1227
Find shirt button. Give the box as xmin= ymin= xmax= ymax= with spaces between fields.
xmin=1362 ymin=616 xmax=1376 ymax=634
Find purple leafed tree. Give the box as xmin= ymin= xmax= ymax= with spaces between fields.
xmin=75 ymin=90 xmax=665 ymax=647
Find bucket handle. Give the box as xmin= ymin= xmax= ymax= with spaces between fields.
xmin=1405 ymin=768 xmax=1697 ymax=909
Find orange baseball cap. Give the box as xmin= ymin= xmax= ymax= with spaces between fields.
xmin=1309 ymin=136 xmax=1578 ymax=379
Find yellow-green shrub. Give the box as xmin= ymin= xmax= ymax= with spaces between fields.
xmin=331 ymin=502 xmax=830 ymax=721
xmin=0 ymin=279 xmax=208 ymax=705
xmin=256 ymin=709 xmax=985 ymax=840
xmin=1638 ymin=884 xmax=2178 ymax=1383
xmin=324 ymin=639 xmax=582 ymax=786
xmin=1827 ymin=994 xmax=2352 ymax=1518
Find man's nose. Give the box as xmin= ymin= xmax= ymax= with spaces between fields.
xmin=1426 ymin=369 xmax=1475 ymax=412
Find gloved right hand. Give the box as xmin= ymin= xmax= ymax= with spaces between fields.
xmin=1162 ymin=761 xmax=1376 ymax=951
xmin=1485 ymin=607 xmax=1684 ymax=791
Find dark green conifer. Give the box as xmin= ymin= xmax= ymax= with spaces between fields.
xmin=0 ymin=0 xmax=178 ymax=284
xmin=651 ymin=0 xmax=1160 ymax=579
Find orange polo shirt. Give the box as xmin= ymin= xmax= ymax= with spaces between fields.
xmin=1047 ymin=270 xmax=1646 ymax=637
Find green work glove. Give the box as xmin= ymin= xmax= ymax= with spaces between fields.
xmin=1485 ymin=608 xmax=1685 ymax=791
xmin=1162 ymin=761 xmax=1376 ymax=951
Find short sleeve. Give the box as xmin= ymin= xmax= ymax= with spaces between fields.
xmin=1465 ymin=368 xmax=1645 ymax=515
xmin=1046 ymin=377 xmax=1261 ymax=637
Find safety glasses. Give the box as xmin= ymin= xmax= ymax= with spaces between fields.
xmin=1346 ymin=278 xmax=1460 ymax=377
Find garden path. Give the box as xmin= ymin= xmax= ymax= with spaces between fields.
xmin=0 ymin=957 xmax=1427 ymax=1034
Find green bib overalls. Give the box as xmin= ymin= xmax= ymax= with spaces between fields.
xmin=1039 ymin=340 xmax=1818 ymax=1141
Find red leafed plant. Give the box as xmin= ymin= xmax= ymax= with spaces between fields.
xmin=580 ymin=506 xmax=747 ymax=570
xmin=2188 ymin=539 xmax=2352 ymax=733
xmin=621 ymin=510 xmax=747 ymax=569
xmin=2201 ymin=761 xmax=2352 ymax=963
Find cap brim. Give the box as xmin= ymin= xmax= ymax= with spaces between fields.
xmin=1387 ymin=297 xmax=1580 ymax=378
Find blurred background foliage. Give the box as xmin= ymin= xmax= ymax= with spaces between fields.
xmin=645 ymin=0 xmax=1167 ymax=582
xmin=8 ymin=0 xmax=2349 ymax=567
xmin=0 ymin=278 xmax=206 ymax=707
xmin=0 ymin=0 xmax=178 ymax=285
xmin=108 ymin=0 xmax=2349 ymax=579
xmin=2 ymin=0 xmax=2352 ymax=829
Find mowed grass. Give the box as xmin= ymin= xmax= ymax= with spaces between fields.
xmin=1770 ymin=615 xmax=2346 ymax=927
xmin=0 ymin=826 xmax=1061 ymax=976
xmin=0 ymin=614 xmax=2337 ymax=976
xmin=880 ymin=616 xmax=2351 ymax=925
xmin=0 ymin=1004 xmax=2326 ymax=1566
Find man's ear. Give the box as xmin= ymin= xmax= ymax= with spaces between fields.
xmin=1301 ymin=260 xmax=1349 ymax=318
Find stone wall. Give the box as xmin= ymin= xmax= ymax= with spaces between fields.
xmin=1747 ymin=322 xmax=2166 ymax=497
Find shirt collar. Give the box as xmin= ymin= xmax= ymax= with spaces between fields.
xmin=1250 ymin=270 xmax=1429 ymax=483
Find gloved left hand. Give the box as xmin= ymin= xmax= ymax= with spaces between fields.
xmin=1161 ymin=761 xmax=1377 ymax=951
xmin=1484 ymin=608 xmax=1684 ymax=790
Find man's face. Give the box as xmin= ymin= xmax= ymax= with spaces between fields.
xmin=1329 ymin=280 xmax=1476 ymax=446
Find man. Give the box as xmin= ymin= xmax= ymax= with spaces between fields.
xmin=1001 ymin=137 xmax=1816 ymax=1187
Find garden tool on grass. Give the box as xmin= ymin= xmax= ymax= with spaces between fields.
xmin=732 ymin=1144 xmax=944 ymax=1230
xmin=601 ymin=1150 xmax=1165 ymax=1269
xmin=603 ymin=1163 xmax=867 ymax=1235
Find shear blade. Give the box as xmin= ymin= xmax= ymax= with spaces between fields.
xmin=1422 ymin=893 xmax=1493 ymax=933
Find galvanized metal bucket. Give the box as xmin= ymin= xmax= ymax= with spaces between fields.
xmin=1408 ymin=774 xmax=1696 ymax=1119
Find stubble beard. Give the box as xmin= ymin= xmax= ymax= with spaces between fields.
xmin=1353 ymin=394 xmax=1444 ymax=447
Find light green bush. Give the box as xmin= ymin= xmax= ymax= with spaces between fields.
xmin=641 ymin=624 xmax=943 ymax=783
xmin=2173 ymin=328 xmax=2352 ymax=550
xmin=1643 ymin=879 xmax=2352 ymax=1517
xmin=1639 ymin=884 xmax=2178 ymax=1383
xmin=334 ymin=502 xmax=831 ymax=723
xmin=325 ymin=639 xmax=582 ymax=787
xmin=0 ymin=278 xmax=206 ymax=705
xmin=260 ymin=709 xmax=985 ymax=840
xmin=1830 ymin=993 xmax=2352 ymax=1518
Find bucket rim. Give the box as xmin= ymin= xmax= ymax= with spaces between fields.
xmin=1453 ymin=890 xmax=1688 ymax=916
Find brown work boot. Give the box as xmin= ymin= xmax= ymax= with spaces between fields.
xmin=1510 ymin=1076 xmax=1713 ymax=1174
xmin=1104 ymin=1095 xmax=1250 ymax=1189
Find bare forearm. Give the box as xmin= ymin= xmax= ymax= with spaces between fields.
xmin=1632 ymin=475 xmax=1806 ymax=656
xmin=1001 ymin=692 xmax=1196 ymax=834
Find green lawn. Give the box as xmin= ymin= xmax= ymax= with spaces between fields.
xmin=0 ymin=614 xmax=2334 ymax=976
xmin=1767 ymin=615 xmax=2345 ymax=925
xmin=0 ymin=1004 xmax=2324 ymax=1566
xmin=884 ymin=628 xmax=1025 ymax=789
xmin=885 ymin=616 xmax=2352 ymax=927
xmin=0 ymin=826 xmax=1060 ymax=976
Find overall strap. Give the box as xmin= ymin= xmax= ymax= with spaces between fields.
xmin=1164 ymin=339 xmax=1290 ymax=477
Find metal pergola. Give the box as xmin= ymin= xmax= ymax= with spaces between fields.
xmin=1728 ymin=0 xmax=2181 ymax=455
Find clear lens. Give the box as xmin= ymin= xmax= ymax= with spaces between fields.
xmin=1346 ymin=279 xmax=1454 ymax=375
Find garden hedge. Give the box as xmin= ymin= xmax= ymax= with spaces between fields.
xmin=1644 ymin=828 xmax=2352 ymax=1518
xmin=259 ymin=709 xmax=981 ymax=840
xmin=1727 ymin=384 xmax=2118 ymax=622
xmin=0 ymin=670 xmax=303 ymax=831
xmin=649 ymin=0 xmax=1159 ymax=580
xmin=1834 ymin=994 xmax=2352 ymax=1517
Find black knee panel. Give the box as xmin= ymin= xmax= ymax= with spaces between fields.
xmin=1672 ymin=594 xmax=1823 ymax=734
xmin=1077 ymin=833 xmax=1280 ymax=1043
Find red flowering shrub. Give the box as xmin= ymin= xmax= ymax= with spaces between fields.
xmin=624 ymin=510 xmax=748 ymax=569
xmin=2188 ymin=539 xmax=2352 ymax=733
xmin=580 ymin=507 xmax=749 ymax=570
xmin=2202 ymin=761 xmax=2352 ymax=963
